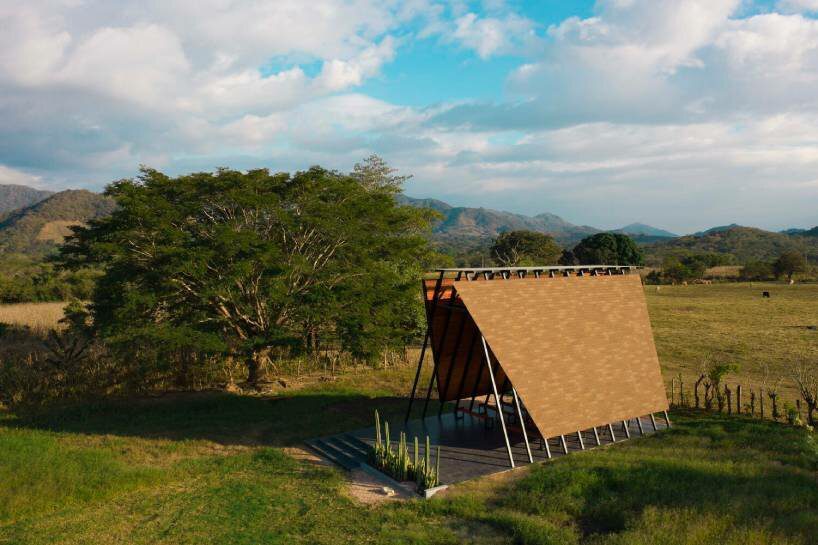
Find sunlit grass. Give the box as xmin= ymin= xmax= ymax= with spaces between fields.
xmin=1 ymin=390 xmax=816 ymax=544
xmin=646 ymin=282 xmax=818 ymax=398
xmin=0 ymin=302 xmax=65 ymax=330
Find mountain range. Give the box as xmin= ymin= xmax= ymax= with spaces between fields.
xmin=397 ymin=195 xmax=659 ymax=246
xmin=0 ymin=184 xmax=816 ymax=265
xmin=0 ymin=189 xmax=115 ymax=255
xmin=0 ymin=184 xmax=54 ymax=217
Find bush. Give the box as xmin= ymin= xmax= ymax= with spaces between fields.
xmin=740 ymin=261 xmax=774 ymax=281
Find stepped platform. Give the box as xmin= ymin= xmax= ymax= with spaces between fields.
xmin=306 ymin=410 xmax=668 ymax=486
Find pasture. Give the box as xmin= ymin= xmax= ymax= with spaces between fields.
xmin=646 ymin=283 xmax=818 ymax=398
xmin=2 ymin=281 xmax=814 ymax=391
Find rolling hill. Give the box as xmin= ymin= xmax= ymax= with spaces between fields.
xmin=616 ymin=222 xmax=677 ymax=238
xmin=1 ymin=184 xmax=814 ymax=266
xmin=0 ymin=189 xmax=116 ymax=255
xmin=643 ymin=225 xmax=818 ymax=265
xmin=398 ymin=195 xmax=600 ymax=246
xmin=0 ymin=184 xmax=53 ymax=217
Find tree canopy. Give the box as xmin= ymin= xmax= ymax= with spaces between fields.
xmin=60 ymin=165 xmax=435 ymax=384
xmin=489 ymin=230 xmax=562 ymax=266
xmin=570 ymin=233 xmax=644 ymax=266
xmin=773 ymin=251 xmax=807 ymax=280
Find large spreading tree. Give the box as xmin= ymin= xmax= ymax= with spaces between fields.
xmin=490 ymin=230 xmax=562 ymax=266
xmin=570 ymin=233 xmax=644 ymax=266
xmin=60 ymin=164 xmax=435 ymax=385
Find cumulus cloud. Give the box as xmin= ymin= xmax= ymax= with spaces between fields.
xmin=1 ymin=0 xmax=817 ymax=232
xmin=451 ymin=12 xmax=538 ymax=58
xmin=0 ymin=0 xmax=427 ymax=183
xmin=778 ymin=0 xmax=818 ymax=13
xmin=0 ymin=164 xmax=45 ymax=188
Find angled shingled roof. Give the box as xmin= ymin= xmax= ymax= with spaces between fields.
xmin=414 ymin=266 xmax=668 ymax=445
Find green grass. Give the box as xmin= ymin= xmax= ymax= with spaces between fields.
xmin=2 ymin=282 xmax=817 ymax=544
xmin=1 ymin=383 xmax=817 ymax=544
xmin=646 ymin=282 xmax=818 ymax=396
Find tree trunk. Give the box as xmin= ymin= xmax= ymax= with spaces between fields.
xmin=246 ymin=352 xmax=262 ymax=388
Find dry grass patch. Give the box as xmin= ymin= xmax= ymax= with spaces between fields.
xmin=35 ymin=221 xmax=84 ymax=243
xmin=0 ymin=302 xmax=65 ymax=330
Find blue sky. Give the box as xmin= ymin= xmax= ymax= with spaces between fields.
xmin=1 ymin=0 xmax=818 ymax=233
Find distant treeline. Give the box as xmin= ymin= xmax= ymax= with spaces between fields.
xmin=0 ymin=255 xmax=97 ymax=303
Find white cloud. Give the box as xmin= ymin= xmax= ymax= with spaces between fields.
xmin=58 ymin=24 xmax=190 ymax=108
xmin=0 ymin=0 xmax=423 ymax=185
xmin=0 ymin=5 xmax=71 ymax=85
xmin=2 ymin=0 xmax=818 ymax=232
xmin=0 ymin=164 xmax=45 ymax=188
xmin=778 ymin=0 xmax=818 ymax=13
xmin=315 ymin=38 xmax=396 ymax=91
xmin=452 ymin=12 xmax=537 ymax=58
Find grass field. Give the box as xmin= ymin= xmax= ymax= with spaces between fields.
xmin=2 ymin=281 xmax=814 ymax=386
xmin=0 ymin=302 xmax=66 ymax=330
xmin=1 ymin=283 xmax=817 ymax=543
xmin=0 ymin=377 xmax=816 ymax=544
xmin=646 ymin=283 xmax=818 ymax=398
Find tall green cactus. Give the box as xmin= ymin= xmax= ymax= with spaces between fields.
xmin=435 ymin=446 xmax=440 ymax=486
xmin=374 ymin=410 xmax=382 ymax=449
xmin=368 ymin=410 xmax=440 ymax=492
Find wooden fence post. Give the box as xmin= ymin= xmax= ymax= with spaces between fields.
xmin=726 ymin=386 xmax=732 ymax=415
xmin=670 ymin=378 xmax=675 ymax=407
xmin=760 ymin=389 xmax=765 ymax=420
xmin=796 ymin=399 xmax=802 ymax=421
xmin=750 ymin=391 xmax=756 ymax=416
xmin=736 ymin=384 xmax=742 ymax=415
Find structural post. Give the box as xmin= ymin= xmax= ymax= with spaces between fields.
xmin=481 ymin=336 xmax=515 ymax=468
xmin=663 ymin=410 xmax=672 ymax=428
xmin=608 ymin=423 xmax=616 ymax=442
xmin=636 ymin=416 xmax=645 ymax=435
xmin=593 ymin=427 xmax=601 ymax=446
xmin=405 ymin=272 xmax=443 ymax=422
xmin=622 ymin=420 xmax=631 ymax=439
xmin=511 ymin=387 xmax=533 ymax=463
xmin=404 ymin=328 xmax=430 ymax=422
xmin=577 ymin=430 xmax=585 ymax=450
xmin=560 ymin=435 xmax=569 ymax=454
xmin=650 ymin=413 xmax=658 ymax=431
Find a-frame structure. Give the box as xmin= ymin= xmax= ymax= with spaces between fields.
xmin=405 ymin=266 xmax=670 ymax=468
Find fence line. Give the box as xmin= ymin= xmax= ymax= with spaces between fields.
xmin=667 ymin=376 xmax=813 ymax=427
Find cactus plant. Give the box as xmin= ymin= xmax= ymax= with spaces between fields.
xmin=368 ymin=410 xmax=439 ymax=493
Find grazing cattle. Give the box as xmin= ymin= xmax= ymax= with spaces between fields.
xmin=762 ymin=291 xmax=770 ymax=298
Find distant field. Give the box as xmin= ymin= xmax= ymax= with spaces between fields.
xmin=35 ymin=220 xmax=83 ymax=243
xmin=0 ymin=302 xmax=65 ymax=330
xmin=646 ymin=282 xmax=818 ymax=397
xmin=2 ymin=283 xmax=815 ymax=392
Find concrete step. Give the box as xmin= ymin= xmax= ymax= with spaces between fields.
xmin=305 ymin=438 xmax=361 ymax=471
